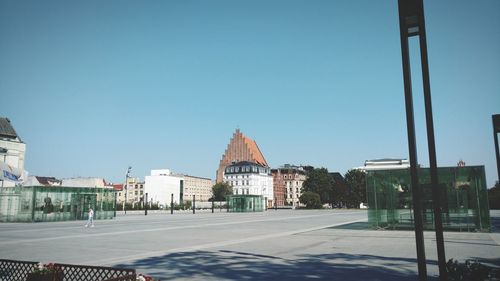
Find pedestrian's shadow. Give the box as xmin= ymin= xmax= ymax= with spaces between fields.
xmin=116 ymin=251 xmax=439 ymax=280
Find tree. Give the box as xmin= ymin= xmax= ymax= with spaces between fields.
xmin=299 ymin=192 xmax=322 ymax=209
xmin=344 ymin=169 xmax=367 ymax=208
xmin=211 ymin=182 xmax=233 ymax=201
xmin=302 ymin=168 xmax=334 ymax=206
xmin=488 ymin=181 xmax=500 ymax=209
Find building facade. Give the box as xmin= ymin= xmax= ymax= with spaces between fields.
xmin=216 ymin=129 xmax=268 ymax=183
xmin=144 ymin=169 xmax=183 ymax=208
xmin=182 ymin=175 xmax=214 ymax=202
xmin=0 ymin=118 xmax=26 ymax=187
xmin=223 ymin=161 xmax=274 ymax=208
xmin=272 ymin=165 xmax=307 ymax=207
xmin=115 ymin=177 xmax=145 ymax=207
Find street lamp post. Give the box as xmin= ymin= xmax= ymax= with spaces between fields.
xmin=124 ymin=166 xmax=131 ymax=215
xmin=398 ymin=0 xmax=446 ymax=280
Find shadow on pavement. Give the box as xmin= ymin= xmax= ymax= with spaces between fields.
xmin=116 ymin=251 xmax=437 ymax=281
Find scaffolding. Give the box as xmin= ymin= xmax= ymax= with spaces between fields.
xmin=0 ymin=186 xmax=116 ymax=222
xmin=366 ymin=166 xmax=490 ymax=232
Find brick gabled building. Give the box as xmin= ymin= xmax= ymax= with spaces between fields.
xmin=216 ymin=129 xmax=268 ymax=183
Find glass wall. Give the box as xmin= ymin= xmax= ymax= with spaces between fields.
xmin=0 ymin=186 xmax=116 ymax=222
xmin=366 ymin=166 xmax=490 ymax=232
xmin=227 ymin=195 xmax=264 ymax=212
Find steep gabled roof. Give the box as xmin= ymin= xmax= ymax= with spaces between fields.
xmin=216 ymin=129 xmax=269 ymax=182
xmin=242 ymin=135 xmax=268 ymax=166
xmin=0 ymin=118 xmax=19 ymax=139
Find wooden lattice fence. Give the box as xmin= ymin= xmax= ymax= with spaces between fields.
xmin=0 ymin=259 xmax=136 ymax=281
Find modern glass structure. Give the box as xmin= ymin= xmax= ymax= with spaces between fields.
xmin=0 ymin=186 xmax=116 ymax=222
xmin=227 ymin=195 xmax=264 ymax=212
xmin=366 ymin=166 xmax=490 ymax=232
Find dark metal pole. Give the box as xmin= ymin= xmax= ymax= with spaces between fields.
xmin=212 ymin=199 xmax=214 ymax=213
xmin=398 ymin=1 xmax=427 ymax=279
xmin=171 ymin=193 xmax=174 ymax=215
xmin=113 ymin=191 xmax=117 ymax=218
xmin=493 ymin=114 xmax=500 ymax=183
xmin=145 ymin=193 xmax=148 ymax=216
xmin=193 ymin=194 xmax=196 ymax=214
xmin=417 ymin=1 xmax=446 ymax=277
xmin=124 ymin=182 xmax=127 ymax=215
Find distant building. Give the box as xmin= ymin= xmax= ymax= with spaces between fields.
xmin=23 ymin=176 xmax=61 ymax=186
xmin=216 ymin=129 xmax=268 ymax=183
xmin=61 ymin=177 xmax=107 ymax=188
xmin=0 ymin=118 xmax=26 ymax=187
xmin=272 ymin=165 xmax=307 ymax=207
xmin=182 ymin=175 xmax=214 ymax=202
xmin=115 ymin=177 xmax=145 ymax=207
xmin=145 ymin=169 xmax=183 ymax=207
xmin=223 ymin=161 xmax=274 ymax=208
xmin=356 ymin=159 xmax=410 ymax=171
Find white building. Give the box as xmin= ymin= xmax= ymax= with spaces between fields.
xmin=223 ymin=161 xmax=274 ymax=208
xmin=0 ymin=118 xmax=26 ymax=187
xmin=145 ymin=169 xmax=183 ymax=207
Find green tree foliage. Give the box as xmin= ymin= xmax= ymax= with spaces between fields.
xmin=488 ymin=181 xmax=500 ymax=209
xmin=302 ymin=168 xmax=334 ymax=206
xmin=344 ymin=169 xmax=367 ymax=208
xmin=299 ymin=191 xmax=322 ymax=209
xmin=211 ymin=182 xmax=233 ymax=201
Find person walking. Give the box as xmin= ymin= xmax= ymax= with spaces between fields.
xmin=85 ymin=208 xmax=94 ymax=228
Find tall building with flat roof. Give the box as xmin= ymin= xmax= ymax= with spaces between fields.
xmin=182 ymin=175 xmax=214 ymax=202
xmin=216 ymin=129 xmax=268 ymax=183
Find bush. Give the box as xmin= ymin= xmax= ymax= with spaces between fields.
xmin=299 ymin=192 xmax=322 ymax=209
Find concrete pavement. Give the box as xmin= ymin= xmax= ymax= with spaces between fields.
xmin=0 ymin=209 xmax=499 ymax=280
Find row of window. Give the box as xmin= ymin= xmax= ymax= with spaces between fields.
xmin=228 ymin=175 xmax=251 ymax=179
xmin=225 ymin=166 xmax=270 ymax=174
xmin=235 ymin=189 xmax=250 ymax=195
xmin=230 ymin=180 xmax=250 ymax=186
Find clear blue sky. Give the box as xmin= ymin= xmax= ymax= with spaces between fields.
xmin=1 ymin=0 xmax=499 ymax=186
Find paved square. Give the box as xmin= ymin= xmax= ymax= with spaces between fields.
xmin=1 ymin=210 xmax=499 ymax=280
